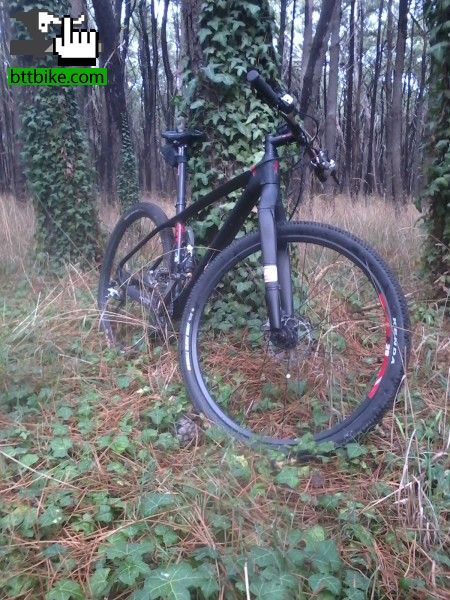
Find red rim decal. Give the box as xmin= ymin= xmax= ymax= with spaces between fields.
xmin=368 ymin=293 xmax=391 ymax=399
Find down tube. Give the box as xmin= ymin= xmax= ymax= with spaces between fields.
xmin=171 ymin=176 xmax=260 ymax=317
xmin=194 ymin=175 xmax=261 ymax=275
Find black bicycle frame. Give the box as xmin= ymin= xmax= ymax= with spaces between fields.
xmin=118 ymin=131 xmax=296 ymax=331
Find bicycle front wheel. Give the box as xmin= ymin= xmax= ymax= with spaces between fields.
xmin=179 ymin=222 xmax=410 ymax=448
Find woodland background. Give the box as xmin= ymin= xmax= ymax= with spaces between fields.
xmin=0 ymin=0 xmax=448 ymax=281
xmin=0 ymin=1 xmax=449 ymax=599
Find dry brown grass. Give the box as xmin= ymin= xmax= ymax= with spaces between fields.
xmin=0 ymin=195 xmax=35 ymax=268
xmin=296 ymin=194 xmax=424 ymax=294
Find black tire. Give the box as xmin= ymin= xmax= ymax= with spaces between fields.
xmin=179 ymin=221 xmax=410 ymax=448
xmin=98 ymin=202 xmax=174 ymax=350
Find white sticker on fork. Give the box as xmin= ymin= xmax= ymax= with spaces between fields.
xmin=264 ymin=265 xmax=278 ymax=283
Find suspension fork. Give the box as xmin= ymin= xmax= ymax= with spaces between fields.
xmin=258 ymin=184 xmax=294 ymax=331
xmin=257 ymin=133 xmax=295 ymax=331
xmin=276 ymin=199 xmax=294 ymax=319
xmin=258 ymin=183 xmax=281 ymax=330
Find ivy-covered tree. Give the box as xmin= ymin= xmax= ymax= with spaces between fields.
xmin=117 ymin=116 xmax=139 ymax=209
xmin=11 ymin=0 xmax=100 ymax=268
xmin=180 ymin=0 xmax=280 ymax=198
xmin=421 ymin=0 xmax=450 ymax=293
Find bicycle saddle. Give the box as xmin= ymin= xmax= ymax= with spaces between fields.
xmin=161 ymin=129 xmax=206 ymax=146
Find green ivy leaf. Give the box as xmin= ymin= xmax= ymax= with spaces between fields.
xmin=88 ymin=568 xmax=110 ymax=597
xmin=275 ymin=466 xmax=300 ymax=488
xmin=138 ymin=492 xmax=176 ymax=517
xmin=132 ymin=562 xmax=217 ymax=600
xmin=111 ymin=434 xmax=130 ymax=454
xmin=308 ymin=573 xmax=342 ymax=595
xmin=45 ymin=579 xmax=84 ymax=600
xmin=50 ymin=437 xmax=73 ymax=458
xmin=39 ymin=506 xmax=65 ymax=528
xmin=345 ymin=443 xmax=367 ymax=460
xmin=116 ymin=557 xmax=150 ymax=585
xmin=21 ymin=453 xmax=39 ymax=467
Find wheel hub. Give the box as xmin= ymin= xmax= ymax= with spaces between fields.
xmin=265 ymin=315 xmax=315 ymax=355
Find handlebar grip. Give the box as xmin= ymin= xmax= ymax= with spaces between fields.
xmin=247 ymin=69 xmax=283 ymax=111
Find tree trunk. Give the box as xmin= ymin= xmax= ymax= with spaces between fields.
xmin=343 ymin=0 xmax=355 ymax=196
xmin=384 ymin=0 xmax=394 ymax=200
xmin=161 ymin=0 xmax=174 ymax=128
xmin=390 ymin=0 xmax=408 ymax=205
xmin=365 ymin=0 xmax=384 ymax=195
xmin=278 ymin=0 xmax=288 ymax=75
xmin=324 ymin=0 xmax=341 ymax=195
xmin=300 ymin=0 xmax=337 ymax=116
xmin=403 ymin=18 xmax=414 ymax=191
xmin=138 ymin=0 xmax=153 ymax=191
xmin=0 ymin=0 xmax=24 ymax=198
xmin=150 ymin=0 xmax=161 ymax=191
xmin=352 ymin=0 xmax=364 ymax=196
xmin=181 ymin=0 xmax=204 ymax=76
xmin=287 ymin=0 xmax=297 ymax=90
xmin=92 ymin=0 xmax=129 ymax=199
xmin=409 ymin=33 xmax=427 ymax=196
xmin=299 ymin=0 xmax=313 ymax=91
xmin=298 ymin=0 xmax=336 ymax=202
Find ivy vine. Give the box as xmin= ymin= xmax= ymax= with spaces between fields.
xmin=11 ymin=0 xmax=100 ymax=268
xmin=420 ymin=1 xmax=450 ymax=292
xmin=180 ymin=0 xmax=280 ymax=239
xmin=117 ymin=116 xmax=139 ymax=210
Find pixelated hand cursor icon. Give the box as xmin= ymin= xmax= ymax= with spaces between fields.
xmin=53 ymin=15 xmax=100 ymax=67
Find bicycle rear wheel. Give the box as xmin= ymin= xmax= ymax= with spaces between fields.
xmin=179 ymin=222 xmax=410 ymax=448
xmin=98 ymin=202 xmax=174 ymax=351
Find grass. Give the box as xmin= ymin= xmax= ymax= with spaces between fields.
xmin=0 ymin=194 xmax=449 ymax=600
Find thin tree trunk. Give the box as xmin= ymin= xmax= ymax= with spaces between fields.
xmin=300 ymin=0 xmax=337 ymax=116
xmin=324 ymin=0 xmax=341 ymax=195
xmin=365 ymin=0 xmax=384 ymax=195
xmin=403 ymin=19 xmax=414 ymax=192
xmin=353 ymin=0 xmax=364 ymax=196
xmin=122 ymin=0 xmax=135 ymax=63
xmin=278 ymin=0 xmax=288 ymax=75
xmin=150 ymin=0 xmax=161 ymax=191
xmin=161 ymin=0 xmax=174 ymax=128
xmin=92 ymin=0 xmax=130 ymax=199
xmin=384 ymin=0 xmax=394 ymax=200
xmin=343 ymin=0 xmax=355 ymax=195
xmin=287 ymin=0 xmax=297 ymax=90
xmin=409 ymin=34 xmax=427 ymax=196
xmin=299 ymin=0 xmax=313 ymax=91
xmin=299 ymin=0 xmax=336 ymax=202
xmin=138 ymin=0 xmax=153 ymax=191
xmin=390 ymin=0 xmax=408 ymax=205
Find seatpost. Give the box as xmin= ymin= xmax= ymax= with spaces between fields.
xmin=176 ymin=145 xmax=187 ymax=214
xmin=174 ymin=145 xmax=188 ymax=264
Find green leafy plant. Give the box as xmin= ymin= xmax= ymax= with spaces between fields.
xmin=418 ymin=1 xmax=450 ymax=294
xmin=11 ymin=0 xmax=101 ymax=269
xmin=180 ymin=0 xmax=280 ymax=242
xmin=117 ymin=116 xmax=139 ymax=209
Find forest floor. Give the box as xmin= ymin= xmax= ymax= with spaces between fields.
xmin=0 ymin=194 xmax=449 ymax=600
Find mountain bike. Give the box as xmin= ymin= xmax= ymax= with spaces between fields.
xmin=98 ymin=70 xmax=410 ymax=449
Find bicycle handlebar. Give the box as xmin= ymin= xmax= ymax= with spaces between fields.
xmin=246 ymin=69 xmax=339 ymax=185
xmin=246 ymin=70 xmax=293 ymax=113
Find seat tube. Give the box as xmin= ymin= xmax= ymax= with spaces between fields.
xmin=175 ymin=145 xmax=188 ymax=264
